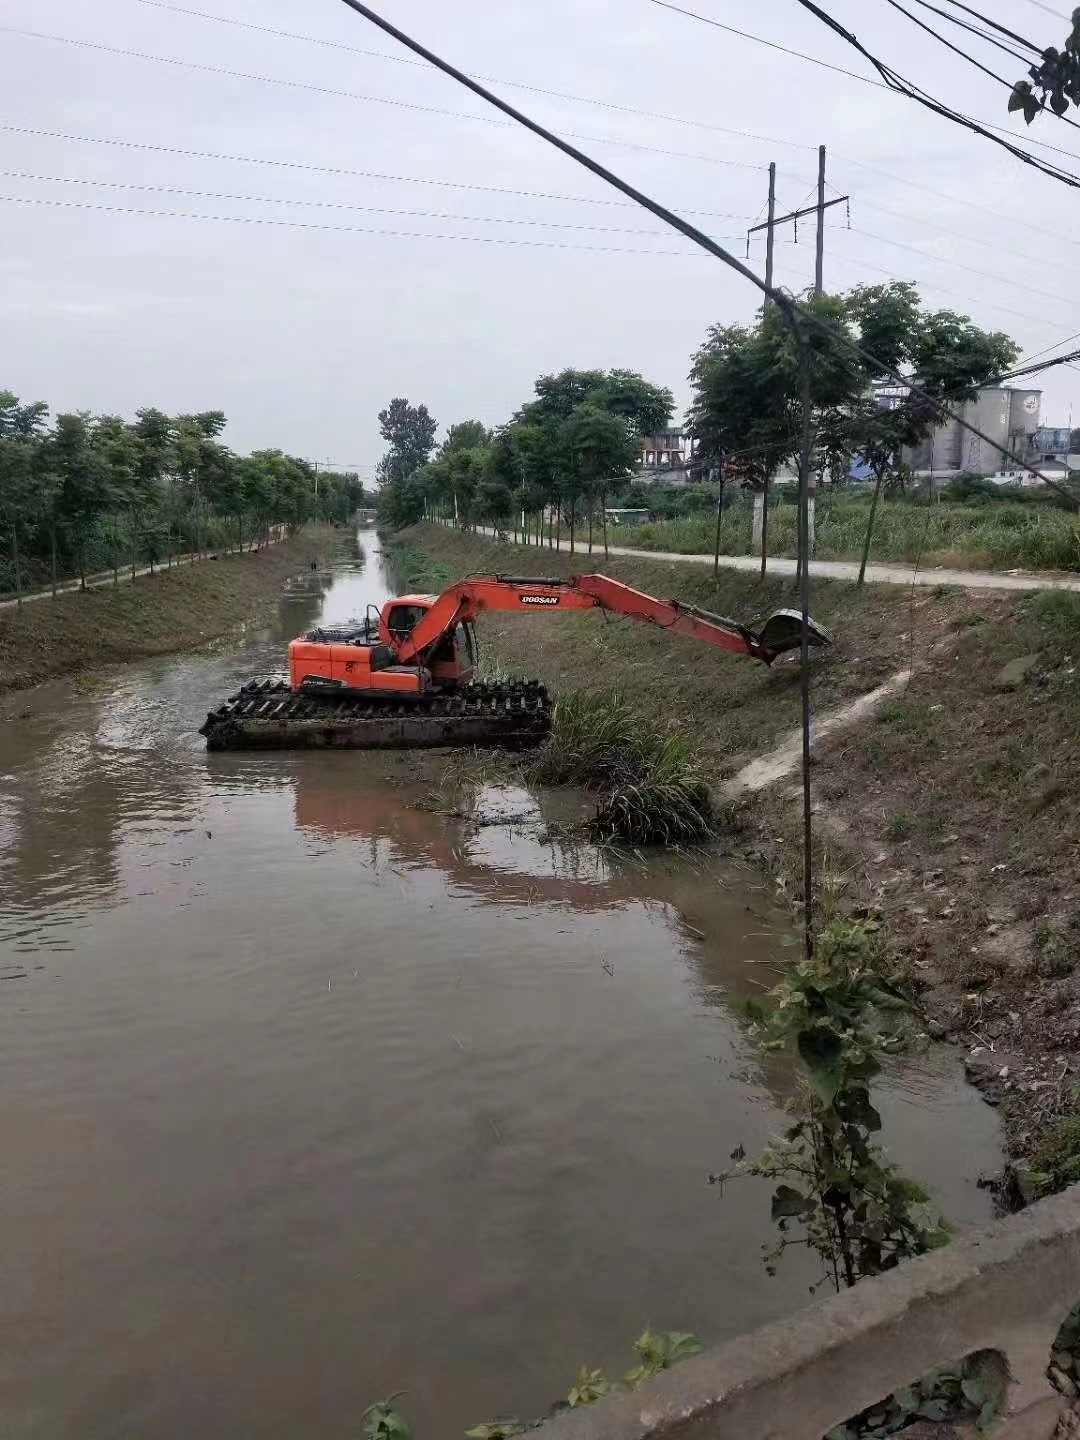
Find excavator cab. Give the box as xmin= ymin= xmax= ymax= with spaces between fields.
xmin=378 ymin=595 xmax=477 ymax=690
xmin=287 ymin=594 xmax=479 ymax=698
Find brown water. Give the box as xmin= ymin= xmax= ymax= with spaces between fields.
xmin=0 ymin=532 xmax=1001 ymax=1440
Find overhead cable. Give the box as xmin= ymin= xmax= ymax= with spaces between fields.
xmin=0 ymin=26 xmax=764 ymax=172
xmin=0 ymin=123 xmax=754 ymax=221
xmin=0 ymin=170 xmax=735 ymax=238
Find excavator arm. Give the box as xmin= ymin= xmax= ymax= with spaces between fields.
xmin=393 ymin=574 xmax=831 ymax=667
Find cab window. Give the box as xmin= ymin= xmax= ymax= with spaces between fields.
xmin=386 ymin=604 xmax=427 ymax=641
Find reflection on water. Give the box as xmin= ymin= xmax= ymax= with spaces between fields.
xmin=0 ymin=531 xmax=1002 ymax=1440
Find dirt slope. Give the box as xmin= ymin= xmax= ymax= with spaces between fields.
xmin=0 ymin=525 xmax=351 ymax=692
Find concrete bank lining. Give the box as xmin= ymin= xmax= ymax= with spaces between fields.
xmin=534 ymin=1187 xmax=1080 ymax=1440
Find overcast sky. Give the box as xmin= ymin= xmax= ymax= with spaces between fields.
xmin=2 ymin=0 xmax=1078 ymax=472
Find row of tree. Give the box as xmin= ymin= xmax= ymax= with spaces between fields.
xmin=0 ymin=393 xmax=369 ymax=598
xmin=374 ymin=280 xmax=1041 ymax=553
xmin=374 ymin=369 xmax=674 ymax=545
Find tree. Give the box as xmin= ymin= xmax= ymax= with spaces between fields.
xmin=441 ymin=419 xmax=490 ymax=455
xmin=688 ymin=319 xmax=798 ymax=575
xmin=43 ymin=412 xmax=120 ymax=587
xmin=0 ymin=438 xmax=37 ymax=601
xmin=688 ymin=283 xmax=1021 ymax=580
xmin=594 ymin=369 xmax=675 ymax=436
xmin=377 ymin=398 xmax=438 ymax=483
xmin=1010 ymin=13 xmax=1080 ymax=122
xmin=562 ymin=406 xmax=640 ymax=552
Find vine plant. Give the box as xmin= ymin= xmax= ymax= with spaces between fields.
xmin=718 ymin=918 xmax=949 ymax=1291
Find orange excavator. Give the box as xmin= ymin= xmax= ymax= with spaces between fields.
xmin=200 ymin=573 xmax=831 ymax=750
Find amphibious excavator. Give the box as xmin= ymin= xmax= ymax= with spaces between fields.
xmin=199 ymin=573 xmax=831 ymax=751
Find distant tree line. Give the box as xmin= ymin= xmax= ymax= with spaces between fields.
xmin=0 ymin=391 xmax=370 ymax=599
xmin=374 ymin=280 xmax=1040 ymax=557
xmin=374 ymin=369 xmax=675 ymax=546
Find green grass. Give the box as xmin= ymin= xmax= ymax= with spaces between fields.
xmin=530 ymin=690 xmax=714 ymax=845
xmin=1026 ymin=1109 xmax=1080 ymax=1198
xmin=885 ymin=814 xmax=912 ymax=842
xmin=381 ymin=536 xmax=453 ymax=593
xmin=623 ymin=495 xmax=1080 ymax=573
xmin=1023 ymin=588 xmax=1080 ymax=645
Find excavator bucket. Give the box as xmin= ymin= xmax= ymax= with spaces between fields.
xmin=754 ymin=608 xmax=833 ymax=663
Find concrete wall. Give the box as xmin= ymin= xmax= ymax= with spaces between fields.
xmin=535 ymin=1187 xmax=1080 ymax=1440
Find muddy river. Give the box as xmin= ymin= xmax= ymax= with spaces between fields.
xmin=0 ymin=530 xmax=1001 ymax=1439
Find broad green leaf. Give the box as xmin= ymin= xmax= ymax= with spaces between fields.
xmin=771 ymin=1185 xmax=811 ymax=1220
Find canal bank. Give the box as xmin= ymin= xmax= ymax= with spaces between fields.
xmin=0 ymin=528 xmax=1003 ymax=1439
xmin=393 ymin=523 xmax=1080 ymax=1201
xmin=0 ymin=523 xmax=353 ymax=694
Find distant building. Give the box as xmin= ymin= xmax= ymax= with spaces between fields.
xmin=905 ymin=387 xmax=1042 ymax=477
xmin=638 ymin=429 xmax=695 ymax=486
xmin=604 ymin=507 xmax=651 ymax=528
xmin=1034 ymin=425 xmax=1073 ymax=461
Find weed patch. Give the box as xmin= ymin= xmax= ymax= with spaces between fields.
xmin=531 ymin=690 xmax=714 ymax=845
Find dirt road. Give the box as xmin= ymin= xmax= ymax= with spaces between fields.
xmin=466 ymin=525 xmax=1080 ymax=593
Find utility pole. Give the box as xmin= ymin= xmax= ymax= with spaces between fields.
xmin=764 ymin=161 xmax=777 ymax=296
xmin=814 ymin=144 xmax=827 ymax=298
xmin=747 ymin=158 xmax=848 ymax=276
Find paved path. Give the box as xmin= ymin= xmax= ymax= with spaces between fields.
xmin=465 ymin=525 xmax=1080 ymax=593
xmin=0 ymin=530 xmax=288 ymax=612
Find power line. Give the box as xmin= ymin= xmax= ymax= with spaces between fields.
xmin=0 ymin=169 xmax=744 ymax=238
xmin=0 ymin=192 xmax=725 ymax=256
xmin=329 ymin=0 xmax=1079 ymax=511
xmin=777 ymin=234 xmax=1078 ymax=333
xmin=1004 ymin=0 xmax=1072 ymax=24
xmin=646 ymin=0 xmax=1080 ymax=163
xmin=1015 ymin=330 xmax=1080 ymax=367
xmin=131 ymin=0 xmax=820 ymax=154
xmin=881 ymin=0 xmax=1036 ymax=86
xmin=839 ymin=188 xmax=1080 ymax=268
xmin=838 ymin=152 xmax=1080 ymax=248
xmin=8 ymin=115 xmax=1077 ymax=295
xmin=900 ymin=0 xmax=1038 ymax=64
xmin=791 ymin=0 xmax=1080 ymax=186
xmin=0 ymin=122 xmax=755 ymax=221
xmin=0 ymin=26 xmax=765 ymax=172
xmin=936 ymin=0 xmax=1048 ymax=53
xmin=844 ymin=222 xmax=1074 ymax=307
xmin=137 ymin=0 xmax=1080 ymax=170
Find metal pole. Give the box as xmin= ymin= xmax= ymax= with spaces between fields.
xmin=814 ymin=145 xmax=826 ymax=298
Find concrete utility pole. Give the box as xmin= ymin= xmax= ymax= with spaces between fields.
xmin=814 ymin=144 xmax=827 ymax=298
xmin=747 ymin=155 xmax=848 ymax=281
xmin=747 ymin=154 xmax=848 ymax=578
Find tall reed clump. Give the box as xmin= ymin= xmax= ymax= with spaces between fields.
xmin=529 ymin=690 xmax=714 ymax=845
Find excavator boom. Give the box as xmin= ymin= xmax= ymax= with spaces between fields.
xmin=200 ymin=569 xmax=831 ymax=751
xmin=395 ymin=573 xmax=830 ymax=668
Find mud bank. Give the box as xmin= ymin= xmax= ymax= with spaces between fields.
xmin=0 ymin=525 xmax=353 ymax=694
xmin=396 ymin=523 xmax=1080 ymax=1195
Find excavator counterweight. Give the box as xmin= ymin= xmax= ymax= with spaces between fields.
xmin=199 ymin=572 xmax=831 ymax=751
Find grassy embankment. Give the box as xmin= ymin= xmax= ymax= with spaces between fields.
xmin=0 ymin=523 xmax=353 ymax=692
xmin=396 ymin=523 xmax=1080 ymax=1189
xmin=622 ymin=493 xmax=1080 ymax=572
